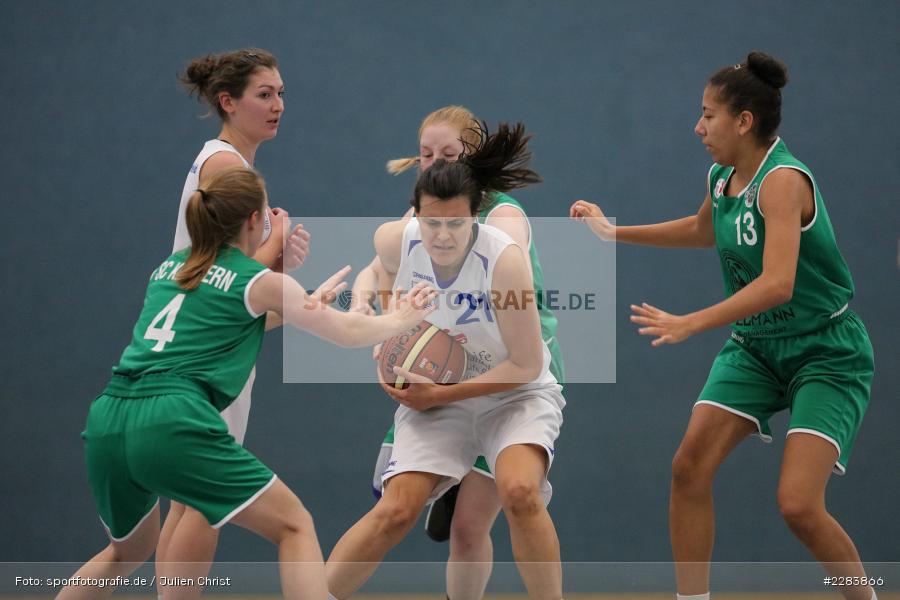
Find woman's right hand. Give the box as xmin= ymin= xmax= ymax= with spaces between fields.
xmin=393 ymin=282 xmax=438 ymax=330
xmin=269 ymin=207 xmax=290 ymax=245
xmin=570 ymin=200 xmax=615 ymax=241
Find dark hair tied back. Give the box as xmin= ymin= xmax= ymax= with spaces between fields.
xmin=412 ymin=121 xmax=541 ymax=215
xmin=746 ymin=51 xmax=789 ymax=89
xmin=709 ymin=51 xmax=789 ymax=143
xmin=459 ymin=121 xmax=542 ymax=193
xmin=180 ymin=48 xmax=278 ymax=120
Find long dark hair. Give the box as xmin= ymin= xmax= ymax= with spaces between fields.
xmin=411 ymin=121 xmax=541 ymax=215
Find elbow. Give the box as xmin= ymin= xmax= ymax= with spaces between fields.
xmin=519 ymin=357 xmax=543 ymax=383
xmin=771 ymin=280 xmax=794 ymax=306
xmin=698 ymin=228 xmax=716 ymax=248
xmin=335 ymin=331 xmax=358 ymax=349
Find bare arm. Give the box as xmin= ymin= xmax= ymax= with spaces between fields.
xmin=353 ymin=208 xmax=413 ymax=312
xmin=631 ymin=169 xmax=809 ymax=345
xmin=484 ymin=204 xmax=534 ymax=278
xmin=373 ymin=219 xmax=407 ymax=273
xmin=248 ymin=271 xmax=435 ymax=348
xmin=350 ymin=257 xmax=379 ymax=313
xmin=570 ymin=196 xmax=715 ymax=248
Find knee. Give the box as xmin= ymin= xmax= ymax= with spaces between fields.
xmin=449 ymin=510 xmax=492 ymax=551
xmin=498 ymin=479 xmax=542 ymax=520
xmin=109 ymin=536 xmax=156 ymax=564
xmin=777 ymin=490 xmax=824 ymax=538
xmin=372 ymin=499 xmax=420 ymax=537
xmin=671 ymin=449 xmax=713 ymax=493
xmin=276 ymin=505 xmax=316 ymax=543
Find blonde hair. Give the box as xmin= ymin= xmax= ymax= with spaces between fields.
xmin=386 ymin=105 xmax=480 ymax=174
xmin=177 ymin=167 xmax=266 ymax=290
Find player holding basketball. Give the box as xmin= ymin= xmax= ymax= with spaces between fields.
xmin=571 ymin=52 xmax=876 ymax=600
xmin=327 ymin=122 xmax=565 ymax=600
xmin=158 ymin=48 xmax=311 ymax=599
xmin=351 ymin=105 xmax=565 ymax=600
xmin=56 ymin=167 xmax=436 ymax=600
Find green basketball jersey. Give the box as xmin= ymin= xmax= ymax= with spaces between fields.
xmin=108 ymin=246 xmax=270 ymax=410
xmin=708 ymin=138 xmax=854 ymax=338
xmin=480 ymin=192 xmax=565 ymax=382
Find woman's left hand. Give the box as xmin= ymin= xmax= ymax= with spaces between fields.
xmin=282 ymin=224 xmax=311 ymax=272
xmin=381 ymin=367 xmax=445 ymax=411
xmin=630 ymin=302 xmax=696 ymax=346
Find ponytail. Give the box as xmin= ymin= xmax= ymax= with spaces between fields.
xmin=176 ymin=167 xmax=266 ymax=290
xmin=459 ymin=121 xmax=542 ymax=194
xmin=386 ymin=156 xmax=420 ymax=175
xmin=412 ymin=121 xmax=540 ymax=215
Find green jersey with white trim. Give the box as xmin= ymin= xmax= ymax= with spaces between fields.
xmin=708 ymin=138 xmax=854 ymax=338
xmin=110 ymin=246 xmax=269 ymax=410
xmin=480 ymin=192 xmax=565 ymax=382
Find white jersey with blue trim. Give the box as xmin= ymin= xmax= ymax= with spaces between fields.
xmin=394 ymin=218 xmax=558 ymax=398
xmin=172 ymin=139 xmax=270 ymax=252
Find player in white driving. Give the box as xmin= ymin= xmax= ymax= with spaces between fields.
xmin=326 ymin=123 xmax=565 ymax=600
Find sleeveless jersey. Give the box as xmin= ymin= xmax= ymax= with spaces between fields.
xmin=108 ymin=246 xmax=270 ymax=411
xmin=394 ymin=219 xmax=558 ymax=396
xmin=173 ymin=139 xmax=270 ymax=252
xmin=708 ymin=137 xmax=854 ymax=338
xmin=480 ymin=192 xmax=564 ymax=382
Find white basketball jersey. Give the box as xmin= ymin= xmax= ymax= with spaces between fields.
xmin=394 ymin=218 xmax=557 ymax=395
xmin=172 ymin=139 xmax=270 ymax=252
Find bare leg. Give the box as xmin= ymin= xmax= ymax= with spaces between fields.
xmin=494 ymin=444 xmax=560 ymax=600
xmin=160 ymin=506 xmax=220 ymax=600
xmin=446 ymin=472 xmax=501 ymax=600
xmin=778 ymin=432 xmax=874 ymax=600
xmin=670 ymin=404 xmax=755 ymax=596
xmin=230 ymin=478 xmax=328 ymax=600
xmin=55 ymin=504 xmax=160 ymax=600
xmin=326 ymin=471 xmax=440 ymax=599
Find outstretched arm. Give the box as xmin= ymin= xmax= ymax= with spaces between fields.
xmin=630 ymin=169 xmax=809 ymax=345
xmin=248 ymin=271 xmax=435 ymax=348
xmin=570 ymin=196 xmax=715 ymax=248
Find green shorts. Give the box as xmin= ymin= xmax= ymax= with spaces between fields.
xmin=698 ymin=310 xmax=873 ymax=474
xmin=82 ymin=376 xmax=274 ymax=540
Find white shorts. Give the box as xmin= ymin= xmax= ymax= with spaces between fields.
xmin=219 ymin=366 xmax=255 ymax=445
xmin=382 ymin=384 xmax=564 ymax=504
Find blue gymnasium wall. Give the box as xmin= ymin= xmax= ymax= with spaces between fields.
xmin=2 ymin=0 xmax=898 ymax=565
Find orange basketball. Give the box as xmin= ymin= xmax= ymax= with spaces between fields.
xmin=380 ymin=321 xmax=468 ymax=389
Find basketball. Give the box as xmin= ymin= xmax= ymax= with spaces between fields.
xmin=380 ymin=321 xmax=468 ymax=389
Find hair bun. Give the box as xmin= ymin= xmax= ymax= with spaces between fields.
xmin=746 ymin=51 xmax=788 ymax=89
xmin=182 ymin=55 xmax=218 ymax=93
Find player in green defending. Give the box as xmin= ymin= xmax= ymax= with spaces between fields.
xmin=57 ymin=167 xmax=435 ymax=600
xmin=572 ymin=52 xmax=876 ymax=600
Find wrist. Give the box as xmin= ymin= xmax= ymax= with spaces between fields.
xmin=684 ymin=311 xmax=706 ymax=336
xmin=354 ymin=290 xmax=376 ymax=308
xmin=432 ymin=384 xmax=452 ymax=406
